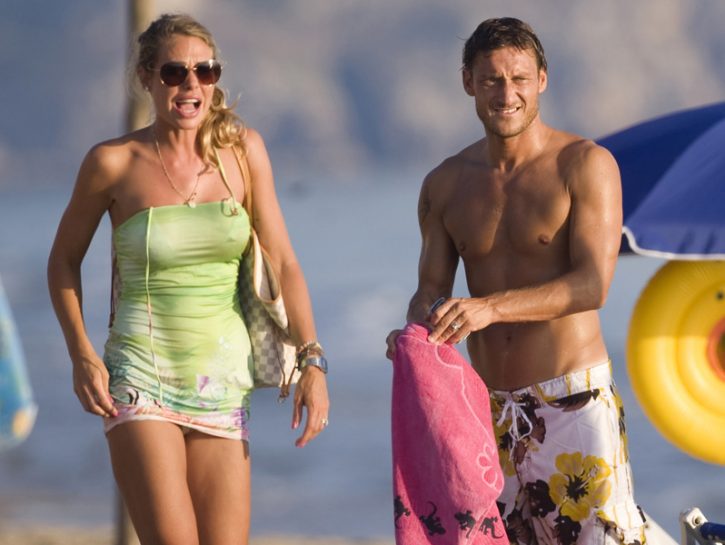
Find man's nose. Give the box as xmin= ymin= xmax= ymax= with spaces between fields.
xmin=497 ymin=79 xmax=517 ymax=103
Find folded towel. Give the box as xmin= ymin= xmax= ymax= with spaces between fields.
xmin=392 ymin=323 xmax=506 ymax=545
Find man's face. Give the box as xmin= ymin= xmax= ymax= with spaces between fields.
xmin=463 ymin=46 xmax=547 ymax=139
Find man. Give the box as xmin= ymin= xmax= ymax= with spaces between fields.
xmin=387 ymin=18 xmax=646 ymax=545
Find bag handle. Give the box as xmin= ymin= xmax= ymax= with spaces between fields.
xmin=231 ymin=146 xmax=253 ymax=226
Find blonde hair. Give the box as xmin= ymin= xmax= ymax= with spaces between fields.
xmin=134 ymin=13 xmax=245 ymax=164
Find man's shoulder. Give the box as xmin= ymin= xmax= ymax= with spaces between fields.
xmin=549 ymin=130 xmax=615 ymax=169
xmin=546 ymin=130 xmax=619 ymax=191
xmin=423 ymin=139 xmax=483 ymax=190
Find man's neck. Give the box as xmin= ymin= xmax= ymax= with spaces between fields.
xmin=483 ymin=118 xmax=551 ymax=173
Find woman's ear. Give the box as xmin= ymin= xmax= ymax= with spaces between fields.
xmin=138 ymin=67 xmax=151 ymax=91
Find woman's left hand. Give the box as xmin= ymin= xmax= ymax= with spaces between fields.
xmin=292 ymin=366 xmax=330 ymax=448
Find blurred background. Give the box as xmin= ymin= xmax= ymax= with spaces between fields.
xmin=1 ymin=0 xmax=724 ymax=541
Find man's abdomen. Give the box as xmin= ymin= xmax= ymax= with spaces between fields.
xmin=468 ymin=311 xmax=608 ymax=391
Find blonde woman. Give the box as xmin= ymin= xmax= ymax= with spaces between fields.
xmin=48 ymin=13 xmax=329 ymax=544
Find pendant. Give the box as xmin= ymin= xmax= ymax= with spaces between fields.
xmin=225 ymin=197 xmax=239 ymax=215
xmin=186 ymin=191 xmax=198 ymax=208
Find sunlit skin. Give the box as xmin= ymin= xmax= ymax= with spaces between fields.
xmin=142 ymin=35 xmax=216 ymax=134
xmin=49 ymin=32 xmax=328 ymax=440
xmin=48 ymin=31 xmax=328 ymax=545
xmin=386 ymin=46 xmax=622 ymax=391
xmin=463 ymin=47 xmax=547 ymax=140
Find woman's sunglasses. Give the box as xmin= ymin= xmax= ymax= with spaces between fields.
xmin=153 ymin=60 xmax=222 ymax=87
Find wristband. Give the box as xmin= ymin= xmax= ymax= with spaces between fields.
xmin=296 ymin=354 xmax=328 ymax=374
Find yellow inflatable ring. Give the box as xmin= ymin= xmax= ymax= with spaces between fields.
xmin=627 ymin=260 xmax=725 ymax=465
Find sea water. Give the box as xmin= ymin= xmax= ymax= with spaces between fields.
xmin=0 ymin=179 xmax=722 ymax=539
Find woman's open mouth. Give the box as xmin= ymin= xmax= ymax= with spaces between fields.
xmin=174 ymin=98 xmax=202 ymax=117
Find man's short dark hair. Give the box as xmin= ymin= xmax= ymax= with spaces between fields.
xmin=462 ymin=18 xmax=547 ymax=73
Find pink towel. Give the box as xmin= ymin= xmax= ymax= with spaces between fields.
xmin=392 ymin=323 xmax=506 ymax=545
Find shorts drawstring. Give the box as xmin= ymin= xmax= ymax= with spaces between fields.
xmin=497 ymin=396 xmax=533 ymax=444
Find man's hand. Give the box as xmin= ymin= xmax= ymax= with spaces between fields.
xmin=386 ymin=329 xmax=405 ymax=360
xmin=427 ymin=297 xmax=492 ymax=344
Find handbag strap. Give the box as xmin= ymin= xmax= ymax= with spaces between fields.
xmin=231 ymin=146 xmax=253 ymax=226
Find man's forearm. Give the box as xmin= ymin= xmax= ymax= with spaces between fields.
xmin=406 ymin=289 xmax=445 ymax=324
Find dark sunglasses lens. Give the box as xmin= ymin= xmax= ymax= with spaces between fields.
xmin=195 ymin=62 xmax=222 ymax=85
xmin=159 ymin=63 xmax=188 ymax=86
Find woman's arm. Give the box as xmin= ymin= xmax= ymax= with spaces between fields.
xmin=243 ymin=129 xmax=329 ymax=447
xmin=47 ymin=144 xmax=118 ymax=418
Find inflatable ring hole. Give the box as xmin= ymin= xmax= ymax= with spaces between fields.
xmin=707 ymin=317 xmax=725 ymax=382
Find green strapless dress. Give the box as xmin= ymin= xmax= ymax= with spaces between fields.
xmin=103 ymin=198 xmax=253 ymax=440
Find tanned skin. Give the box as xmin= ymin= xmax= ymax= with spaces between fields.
xmin=386 ymin=46 xmax=622 ymax=390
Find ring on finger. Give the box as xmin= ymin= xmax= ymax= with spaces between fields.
xmin=321 ymin=418 xmax=329 ymax=427
xmin=450 ymin=321 xmax=462 ymax=332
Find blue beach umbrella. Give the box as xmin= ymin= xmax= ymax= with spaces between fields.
xmin=599 ymin=103 xmax=725 ymax=466
xmin=598 ymin=102 xmax=725 ymax=259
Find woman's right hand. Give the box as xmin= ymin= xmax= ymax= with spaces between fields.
xmin=72 ymin=354 xmax=118 ymax=418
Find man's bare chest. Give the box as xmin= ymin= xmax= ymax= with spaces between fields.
xmin=442 ymin=175 xmax=571 ymax=258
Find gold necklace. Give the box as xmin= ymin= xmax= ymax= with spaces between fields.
xmin=153 ymin=135 xmax=202 ymax=208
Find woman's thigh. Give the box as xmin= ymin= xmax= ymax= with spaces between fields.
xmin=185 ymin=432 xmax=251 ymax=545
xmin=107 ymin=420 xmax=199 ymax=545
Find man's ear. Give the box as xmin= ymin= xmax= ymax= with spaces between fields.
xmin=462 ymin=68 xmax=475 ymax=97
xmin=538 ymin=68 xmax=548 ymax=94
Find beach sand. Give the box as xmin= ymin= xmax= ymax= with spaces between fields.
xmin=0 ymin=525 xmax=393 ymax=545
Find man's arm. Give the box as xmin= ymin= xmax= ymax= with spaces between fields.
xmin=385 ymin=167 xmax=460 ymax=358
xmin=429 ymin=142 xmax=622 ymax=343
xmin=407 ymin=169 xmax=460 ymax=323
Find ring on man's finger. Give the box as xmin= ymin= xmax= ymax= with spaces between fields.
xmin=321 ymin=418 xmax=329 ymax=427
xmin=450 ymin=321 xmax=462 ymax=332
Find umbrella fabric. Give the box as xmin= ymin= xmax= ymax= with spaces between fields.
xmin=599 ymin=102 xmax=725 ymax=258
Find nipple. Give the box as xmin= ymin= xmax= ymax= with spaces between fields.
xmin=538 ymin=234 xmax=551 ymax=245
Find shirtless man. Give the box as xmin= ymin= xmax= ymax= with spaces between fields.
xmin=387 ymin=18 xmax=646 ymax=545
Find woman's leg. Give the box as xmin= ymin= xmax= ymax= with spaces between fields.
xmin=185 ymin=432 xmax=251 ymax=545
xmin=107 ymin=421 xmax=199 ymax=545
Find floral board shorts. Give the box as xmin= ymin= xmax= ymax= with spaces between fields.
xmin=488 ymin=362 xmax=646 ymax=545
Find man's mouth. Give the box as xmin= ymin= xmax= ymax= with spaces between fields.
xmin=492 ymin=106 xmax=520 ymax=115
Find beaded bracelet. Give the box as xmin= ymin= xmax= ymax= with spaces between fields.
xmin=297 ymin=340 xmax=323 ymax=356
xmin=296 ymin=340 xmax=324 ymax=364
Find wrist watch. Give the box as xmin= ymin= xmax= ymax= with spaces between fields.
xmin=296 ymin=354 xmax=328 ymax=374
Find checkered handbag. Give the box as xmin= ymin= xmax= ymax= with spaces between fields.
xmin=238 ymin=230 xmax=299 ymax=396
xmin=229 ymin=146 xmax=299 ymax=398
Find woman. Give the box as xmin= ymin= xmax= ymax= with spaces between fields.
xmin=47 ymin=13 xmax=329 ymax=544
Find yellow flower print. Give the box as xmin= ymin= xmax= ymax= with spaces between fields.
xmin=549 ymin=452 xmax=612 ymax=522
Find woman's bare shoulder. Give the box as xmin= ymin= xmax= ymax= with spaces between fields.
xmin=79 ymin=129 xmax=149 ymax=190
xmin=239 ymin=126 xmax=266 ymax=154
